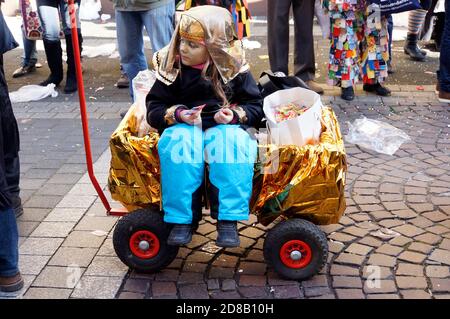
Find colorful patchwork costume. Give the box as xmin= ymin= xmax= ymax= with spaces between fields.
xmin=324 ymin=0 xmax=389 ymax=88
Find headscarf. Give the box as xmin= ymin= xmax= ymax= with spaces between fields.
xmin=152 ymin=5 xmax=249 ymax=86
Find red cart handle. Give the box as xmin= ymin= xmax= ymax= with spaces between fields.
xmin=68 ymin=0 xmax=127 ymax=216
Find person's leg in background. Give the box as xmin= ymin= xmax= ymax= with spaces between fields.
xmin=116 ymin=9 xmax=145 ymax=99
xmin=142 ymin=1 xmax=174 ymax=53
xmin=60 ymin=0 xmax=82 ymax=93
xmin=404 ymin=9 xmax=428 ymax=61
xmin=292 ymin=0 xmax=323 ymax=94
xmin=37 ymin=0 xmax=64 ymax=86
xmin=0 ymin=54 xmax=23 ymax=293
xmin=116 ymin=64 xmax=129 ymax=89
xmin=12 ymin=29 xmax=38 ymax=78
xmin=437 ymin=0 xmax=450 ymax=103
xmin=387 ymin=14 xmax=394 ymax=74
xmin=267 ymin=0 xmax=291 ymax=76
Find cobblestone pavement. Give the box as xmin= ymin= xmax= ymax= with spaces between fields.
xmin=1 ymin=19 xmax=449 ymax=299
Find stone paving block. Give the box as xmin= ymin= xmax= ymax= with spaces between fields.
xmin=345 ymin=243 xmax=373 ymax=256
xmin=118 ymin=292 xmax=145 ymax=299
xmin=179 ymin=283 xmax=209 ymax=299
xmin=49 ymin=247 xmax=98 ymax=267
xmin=367 ymin=294 xmax=400 ymax=299
xmin=426 ymin=225 xmax=450 ymax=235
xmin=303 ymin=275 xmax=329 ymax=288
xmin=375 ymin=244 xmax=403 ymax=256
xmin=210 ymin=291 xmax=241 ymax=299
xmin=84 ymin=256 xmax=130 ymax=277
xmin=429 ymin=249 xmax=450 ymax=265
xmin=30 ymin=222 xmax=76 ymax=238
xmin=182 ymin=262 xmax=207 ymax=273
xmin=332 ymin=276 xmax=363 ymax=289
xmin=56 ymin=195 xmax=97 ymax=209
xmin=24 ymin=195 xmax=64 ymax=209
xmin=408 ymin=242 xmax=433 ymax=254
xmin=178 ymin=272 xmax=205 ymax=285
xmin=122 ymin=279 xmax=150 ymax=293
xmin=24 ymin=288 xmax=73 ymax=299
xmin=36 ymin=184 xmax=73 ymax=196
xmin=392 ymin=224 xmax=426 ymax=238
xmin=426 ymin=266 xmax=450 ymax=278
xmin=62 ymin=231 xmax=106 ymax=248
xmin=363 ymin=279 xmax=397 ymax=294
xmin=272 ymin=285 xmax=302 ymax=299
xmin=221 ymin=279 xmax=237 ymax=291
xmin=208 ymin=267 xmax=235 ymax=279
xmin=186 ymin=235 xmax=210 ymax=249
xmin=396 ymin=276 xmax=428 ymax=289
xmin=335 ymin=289 xmax=365 ymax=299
xmin=151 ymin=281 xmax=177 ymax=297
xmin=212 ymin=254 xmax=239 ymax=268
xmin=303 ymin=286 xmax=333 ymax=298
xmin=154 ymin=269 xmax=180 ymax=282
xmin=18 ymin=208 xmax=51 ymax=222
xmin=44 ymin=208 xmax=88 ymax=222
xmin=33 ymin=266 xmax=85 ymax=289
xmin=239 ymin=286 xmax=270 ymax=298
xmin=396 ymin=263 xmax=424 ymax=277
xmin=398 ymin=251 xmax=427 ymax=264
xmin=367 ymin=254 xmax=397 ymax=267
xmin=186 ymin=251 xmax=215 ymax=264
xmin=400 ymin=290 xmax=433 ymax=299
xmin=71 ymin=276 xmax=123 ymax=299
xmin=238 ymin=262 xmax=266 ymax=275
xmin=238 ymin=275 xmax=267 ymax=287
xmin=74 ymin=216 xmax=117 ymax=232
xmin=330 ymin=265 xmax=360 ymax=276
xmin=335 ymin=253 xmax=366 ymax=266
xmin=19 ymin=255 xmax=52 ymax=275
xmin=97 ymin=238 xmax=116 ymax=257
xmin=207 ymin=279 xmax=220 ymax=290
xmin=19 ymin=237 xmax=64 ymax=256
xmin=431 ymin=279 xmax=450 ymax=292
xmin=239 ymin=227 xmax=265 ymax=239
xmin=328 ymin=232 xmax=356 ymax=243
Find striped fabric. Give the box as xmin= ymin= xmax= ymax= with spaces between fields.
xmin=408 ymin=9 xmax=427 ymax=34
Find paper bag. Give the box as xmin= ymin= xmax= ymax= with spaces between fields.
xmin=263 ymin=87 xmax=323 ymax=147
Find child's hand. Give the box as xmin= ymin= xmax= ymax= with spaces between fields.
xmin=179 ymin=104 xmax=205 ymax=125
xmin=214 ymin=108 xmax=234 ymax=124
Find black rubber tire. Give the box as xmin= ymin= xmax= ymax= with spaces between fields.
xmin=263 ymin=218 xmax=328 ymax=280
xmin=113 ymin=208 xmax=179 ymax=273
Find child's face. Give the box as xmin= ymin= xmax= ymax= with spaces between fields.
xmin=179 ymin=38 xmax=208 ymax=66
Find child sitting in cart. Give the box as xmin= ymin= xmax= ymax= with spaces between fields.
xmin=146 ymin=5 xmax=263 ymax=248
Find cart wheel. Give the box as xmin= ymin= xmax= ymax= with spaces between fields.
xmin=113 ymin=208 xmax=179 ymax=273
xmin=263 ymin=218 xmax=328 ymax=280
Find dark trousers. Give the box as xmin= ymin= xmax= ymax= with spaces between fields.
xmin=267 ymin=0 xmax=315 ymax=81
xmin=438 ymin=0 xmax=450 ymax=92
xmin=387 ymin=14 xmax=393 ymax=64
xmin=0 ymin=55 xmax=21 ymax=204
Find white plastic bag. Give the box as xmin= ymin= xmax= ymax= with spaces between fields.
xmin=263 ymin=87 xmax=323 ymax=147
xmin=9 ymin=84 xmax=58 ymax=103
xmin=345 ymin=117 xmax=410 ymax=155
xmin=82 ymin=43 xmax=117 ymax=58
xmin=132 ymin=70 xmax=157 ymax=137
xmin=79 ymin=0 xmax=101 ymax=21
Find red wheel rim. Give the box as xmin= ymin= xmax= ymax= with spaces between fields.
xmin=129 ymin=230 xmax=160 ymax=259
xmin=279 ymin=240 xmax=312 ymax=269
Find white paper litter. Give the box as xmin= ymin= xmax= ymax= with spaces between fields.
xmin=91 ymin=230 xmax=108 ymax=237
xmin=79 ymin=0 xmax=101 ymax=20
xmin=82 ymin=43 xmax=117 ymax=58
xmin=242 ymin=38 xmax=261 ymax=50
xmin=9 ymin=84 xmax=58 ymax=103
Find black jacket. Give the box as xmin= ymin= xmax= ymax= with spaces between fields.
xmin=0 ymin=7 xmax=20 ymax=210
xmin=146 ymin=66 xmax=264 ymax=134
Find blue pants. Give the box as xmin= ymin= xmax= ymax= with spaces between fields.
xmin=438 ymin=0 xmax=450 ymax=92
xmin=37 ymin=0 xmax=81 ymax=40
xmin=116 ymin=2 xmax=175 ymax=99
xmin=158 ymin=124 xmax=258 ymax=224
xmin=21 ymin=29 xmax=37 ymax=67
xmin=0 ymin=208 xmax=19 ymax=277
xmin=387 ymin=14 xmax=393 ymax=64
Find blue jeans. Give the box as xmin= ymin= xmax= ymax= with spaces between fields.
xmin=387 ymin=14 xmax=393 ymax=64
xmin=37 ymin=0 xmax=81 ymax=40
xmin=438 ymin=0 xmax=450 ymax=92
xmin=116 ymin=2 xmax=175 ymax=98
xmin=21 ymin=28 xmax=37 ymax=67
xmin=158 ymin=124 xmax=257 ymax=224
xmin=0 ymin=208 xmax=19 ymax=277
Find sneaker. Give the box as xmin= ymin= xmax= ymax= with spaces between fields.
xmin=341 ymin=86 xmax=354 ymax=101
xmin=116 ymin=72 xmax=129 ymax=89
xmin=12 ymin=65 xmax=36 ymax=78
xmin=387 ymin=62 xmax=395 ymax=74
xmin=363 ymin=83 xmax=391 ymax=97
xmin=167 ymin=224 xmax=193 ymax=246
xmin=216 ymin=221 xmax=240 ymax=248
xmin=305 ymin=80 xmax=324 ymax=95
xmin=0 ymin=273 xmax=24 ymax=293
xmin=438 ymin=90 xmax=450 ymax=104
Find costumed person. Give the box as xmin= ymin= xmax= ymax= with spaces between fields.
xmin=324 ymin=0 xmax=391 ymax=101
xmin=0 ymin=1 xmax=24 ymax=292
xmin=183 ymin=0 xmax=251 ymax=39
xmin=147 ymin=5 xmax=263 ymax=247
xmin=36 ymin=0 xmax=83 ymax=93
